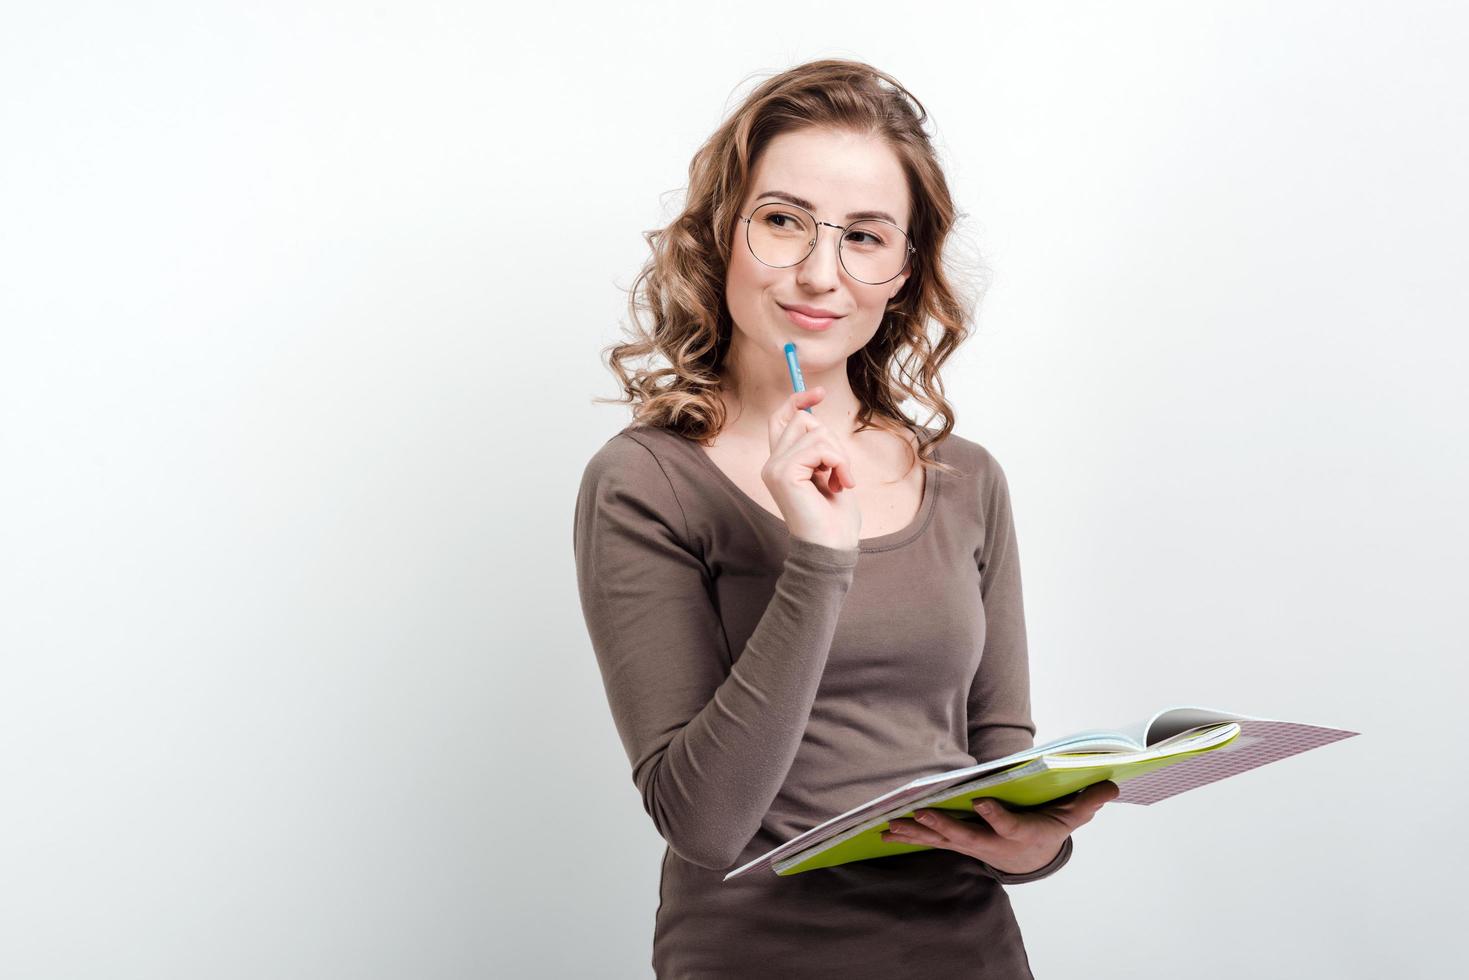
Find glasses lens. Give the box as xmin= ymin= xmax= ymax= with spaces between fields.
xmin=747 ymin=203 xmax=816 ymax=268
xmin=840 ymin=219 xmax=909 ymax=285
xmin=746 ymin=203 xmax=910 ymax=284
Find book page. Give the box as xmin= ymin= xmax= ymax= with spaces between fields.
xmin=1144 ymin=706 xmax=1263 ymax=745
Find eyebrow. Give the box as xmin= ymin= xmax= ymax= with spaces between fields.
xmin=754 ymin=190 xmax=901 ymax=227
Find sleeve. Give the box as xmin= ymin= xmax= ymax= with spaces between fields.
xmin=572 ymin=434 xmax=860 ymax=871
xmin=966 ymin=449 xmax=1074 ymax=884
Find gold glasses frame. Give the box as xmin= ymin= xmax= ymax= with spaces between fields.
xmin=736 ymin=201 xmax=916 ymax=286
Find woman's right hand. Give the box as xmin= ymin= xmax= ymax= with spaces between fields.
xmin=763 ymin=387 xmax=862 ymax=552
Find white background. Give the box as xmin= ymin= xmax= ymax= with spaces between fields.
xmin=3 ymin=2 xmax=1465 ymax=977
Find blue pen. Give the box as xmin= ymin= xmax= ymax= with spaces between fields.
xmin=783 ymin=342 xmax=814 ymax=414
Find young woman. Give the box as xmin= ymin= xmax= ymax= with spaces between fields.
xmin=573 ymin=59 xmax=1116 ymax=977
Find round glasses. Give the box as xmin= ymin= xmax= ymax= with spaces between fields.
xmin=737 ymin=201 xmax=915 ymax=285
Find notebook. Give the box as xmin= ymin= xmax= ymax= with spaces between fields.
xmin=723 ymin=705 xmax=1358 ymax=881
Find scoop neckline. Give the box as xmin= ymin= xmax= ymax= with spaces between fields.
xmin=672 ymin=426 xmax=940 ymax=553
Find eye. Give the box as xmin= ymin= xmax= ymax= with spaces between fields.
xmin=845 ymin=229 xmax=884 ymax=247
xmin=763 ymin=210 xmax=802 ymax=229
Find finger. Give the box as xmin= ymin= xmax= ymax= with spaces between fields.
xmin=972 ymin=797 xmax=1026 ymax=839
xmin=1026 ymin=781 xmax=1118 ymax=832
xmin=768 ymin=402 xmax=820 ymax=464
xmin=817 ymin=461 xmax=854 ymax=495
xmin=815 ymin=456 xmax=853 ymax=497
xmin=1052 ymin=781 xmax=1119 ymax=817
xmin=782 ymin=428 xmax=852 ymax=486
xmin=768 ymin=388 xmax=826 ymax=453
xmin=912 ymin=809 xmax=994 ymax=847
xmin=881 ymin=815 xmax=959 ymax=849
xmin=798 ymin=429 xmax=856 ymax=491
xmin=1067 ymin=780 xmax=1119 ymax=826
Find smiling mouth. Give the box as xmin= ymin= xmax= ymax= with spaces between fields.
xmin=779 ymin=304 xmax=840 ymax=331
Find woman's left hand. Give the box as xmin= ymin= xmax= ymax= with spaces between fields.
xmin=880 ymin=780 xmax=1120 ymax=875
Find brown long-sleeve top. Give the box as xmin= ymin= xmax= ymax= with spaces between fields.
xmin=572 ymin=421 xmax=1073 ymax=978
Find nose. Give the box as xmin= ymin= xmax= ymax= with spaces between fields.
xmin=795 ymin=222 xmax=842 ymax=292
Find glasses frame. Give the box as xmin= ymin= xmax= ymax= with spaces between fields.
xmin=737 ymin=201 xmax=916 ymax=286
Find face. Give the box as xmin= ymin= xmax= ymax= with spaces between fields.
xmin=724 ymin=127 xmax=913 ymax=379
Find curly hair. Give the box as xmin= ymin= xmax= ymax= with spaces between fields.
xmin=597 ymin=58 xmax=990 ymax=478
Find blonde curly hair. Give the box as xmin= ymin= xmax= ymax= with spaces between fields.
xmin=597 ymin=59 xmax=989 ymax=478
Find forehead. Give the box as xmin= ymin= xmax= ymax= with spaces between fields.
xmin=748 ymin=128 xmax=910 ymax=227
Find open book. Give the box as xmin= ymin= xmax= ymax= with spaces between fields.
xmin=724 ymin=705 xmax=1357 ymax=881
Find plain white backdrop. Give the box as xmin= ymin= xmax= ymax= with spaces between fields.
xmin=2 ymin=2 xmax=1465 ymax=977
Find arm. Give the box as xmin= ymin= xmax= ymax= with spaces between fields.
xmin=572 ymin=434 xmax=858 ymax=870
xmin=965 ymin=451 xmax=1074 ymax=884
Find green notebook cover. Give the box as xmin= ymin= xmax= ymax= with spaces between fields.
xmin=723 ymin=708 xmax=1358 ymax=882
xmin=773 ymin=728 xmax=1239 ymax=876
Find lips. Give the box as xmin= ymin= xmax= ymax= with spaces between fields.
xmin=779 ymin=303 xmax=841 ymax=331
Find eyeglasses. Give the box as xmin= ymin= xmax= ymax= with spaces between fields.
xmin=736 ymin=201 xmax=915 ymax=286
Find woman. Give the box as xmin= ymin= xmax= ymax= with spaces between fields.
xmin=573 ymin=59 xmax=1117 ymax=977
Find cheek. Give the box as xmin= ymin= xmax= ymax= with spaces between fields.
xmin=861 ymin=283 xmax=892 ymax=310
xmin=850 ymin=318 xmax=884 ymax=350
xmin=849 ymin=290 xmax=891 ymax=346
xmin=727 ymin=250 xmax=773 ymax=309
xmin=853 ymin=287 xmax=892 ymax=325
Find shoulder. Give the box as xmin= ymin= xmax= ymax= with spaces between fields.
xmin=576 ymin=424 xmax=697 ymax=531
xmin=923 ymin=427 xmax=1018 ymax=533
xmin=581 ymin=425 xmax=656 ymax=474
xmin=579 ymin=425 xmax=677 ymax=496
xmin=580 ymin=423 xmax=696 ymax=482
xmin=925 ymin=427 xmax=1009 ymax=485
